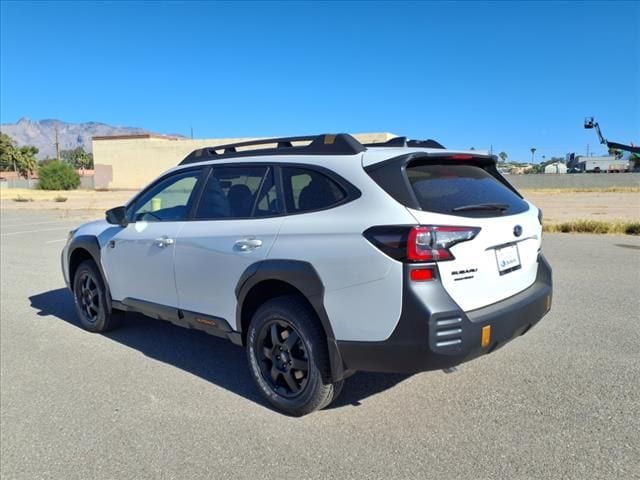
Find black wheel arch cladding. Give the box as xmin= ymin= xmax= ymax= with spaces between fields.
xmin=68 ymin=235 xmax=116 ymax=312
xmin=68 ymin=235 xmax=106 ymax=284
xmin=235 ymin=259 xmax=346 ymax=382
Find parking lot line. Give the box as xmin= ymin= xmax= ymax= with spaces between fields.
xmin=1 ymin=219 xmax=81 ymax=228
xmin=0 ymin=226 xmax=74 ymax=237
xmin=44 ymin=238 xmax=68 ymax=244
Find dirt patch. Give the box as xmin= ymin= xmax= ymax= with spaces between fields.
xmin=0 ymin=188 xmax=134 ymax=212
xmin=522 ymin=191 xmax=640 ymax=223
xmin=542 ymin=219 xmax=639 ymax=235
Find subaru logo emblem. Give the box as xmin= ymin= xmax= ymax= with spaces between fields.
xmin=513 ymin=225 xmax=523 ymax=237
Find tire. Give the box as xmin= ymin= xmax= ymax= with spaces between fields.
xmin=246 ymin=295 xmax=343 ymax=416
xmin=72 ymin=260 xmax=121 ymax=333
xmin=321 ymin=378 xmax=345 ymax=409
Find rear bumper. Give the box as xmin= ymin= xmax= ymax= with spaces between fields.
xmin=337 ymin=254 xmax=552 ymax=374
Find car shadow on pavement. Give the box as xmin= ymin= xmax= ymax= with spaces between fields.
xmin=29 ymin=288 xmax=411 ymax=413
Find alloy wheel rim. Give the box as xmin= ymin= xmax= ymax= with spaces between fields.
xmin=76 ymin=273 xmax=100 ymax=323
xmin=256 ymin=320 xmax=309 ymax=398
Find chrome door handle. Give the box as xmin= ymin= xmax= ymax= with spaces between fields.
xmin=154 ymin=236 xmax=175 ymax=248
xmin=234 ymin=237 xmax=263 ymax=251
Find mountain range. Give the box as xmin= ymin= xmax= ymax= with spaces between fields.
xmin=0 ymin=118 xmax=184 ymax=159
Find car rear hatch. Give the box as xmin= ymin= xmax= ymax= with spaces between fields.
xmin=365 ymin=153 xmax=542 ymax=312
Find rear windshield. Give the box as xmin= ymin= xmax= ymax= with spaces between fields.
xmin=406 ymin=163 xmax=529 ymax=216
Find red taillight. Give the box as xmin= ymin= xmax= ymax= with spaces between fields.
xmin=407 ymin=226 xmax=480 ymax=262
xmin=450 ymin=154 xmax=473 ymax=160
xmin=363 ymin=225 xmax=480 ymax=263
xmin=410 ymin=268 xmax=434 ymax=281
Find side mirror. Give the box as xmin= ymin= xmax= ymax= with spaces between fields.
xmin=106 ymin=206 xmax=129 ymax=227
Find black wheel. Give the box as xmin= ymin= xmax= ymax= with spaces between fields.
xmin=72 ymin=260 xmax=121 ymax=333
xmin=246 ymin=295 xmax=343 ymax=416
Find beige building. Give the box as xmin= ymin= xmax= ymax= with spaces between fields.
xmin=92 ymin=132 xmax=396 ymax=190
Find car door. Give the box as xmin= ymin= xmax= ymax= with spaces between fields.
xmin=174 ymin=165 xmax=284 ymax=329
xmin=102 ymin=167 xmax=205 ymax=307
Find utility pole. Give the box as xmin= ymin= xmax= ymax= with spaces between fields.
xmin=55 ymin=127 xmax=60 ymax=160
xmin=586 ymin=144 xmax=590 ymax=157
xmin=190 ymin=127 xmax=194 ymax=139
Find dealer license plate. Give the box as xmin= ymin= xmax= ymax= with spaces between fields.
xmin=495 ymin=244 xmax=521 ymax=275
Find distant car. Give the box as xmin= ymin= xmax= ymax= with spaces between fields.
xmin=61 ymin=133 xmax=553 ymax=416
xmin=568 ymin=167 xmax=583 ymax=173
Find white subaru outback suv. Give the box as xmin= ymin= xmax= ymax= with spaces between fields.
xmin=62 ymin=134 xmax=552 ymax=416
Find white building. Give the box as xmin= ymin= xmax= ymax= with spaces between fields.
xmin=544 ymin=162 xmax=567 ymax=174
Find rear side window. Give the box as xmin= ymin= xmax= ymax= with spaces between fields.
xmin=195 ymin=166 xmax=270 ymax=219
xmin=406 ymin=163 xmax=529 ymax=216
xmin=282 ymin=167 xmax=346 ymax=213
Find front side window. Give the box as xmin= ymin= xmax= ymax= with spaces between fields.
xmin=194 ymin=166 xmax=276 ymax=219
xmin=129 ymin=169 xmax=202 ymax=222
xmin=282 ymin=167 xmax=346 ymax=213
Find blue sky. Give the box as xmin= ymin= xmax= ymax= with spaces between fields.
xmin=1 ymin=0 xmax=638 ymax=162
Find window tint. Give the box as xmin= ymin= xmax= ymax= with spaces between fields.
xmin=406 ymin=163 xmax=529 ymax=216
xmin=283 ymin=167 xmax=346 ymax=213
xmin=130 ymin=169 xmax=202 ymax=222
xmin=194 ymin=166 xmax=270 ymax=219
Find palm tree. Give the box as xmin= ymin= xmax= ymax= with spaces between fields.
xmin=498 ymin=151 xmax=508 ymax=163
xmin=530 ymin=147 xmax=537 ymax=163
xmin=16 ymin=145 xmax=38 ymax=180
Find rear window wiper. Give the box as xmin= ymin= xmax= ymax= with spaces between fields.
xmin=452 ymin=203 xmax=509 ymax=212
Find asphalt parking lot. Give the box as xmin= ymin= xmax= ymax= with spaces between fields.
xmin=1 ymin=209 xmax=639 ymax=480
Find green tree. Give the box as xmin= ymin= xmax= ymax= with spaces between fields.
xmin=0 ymin=133 xmax=17 ymax=171
xmin=0 ymin=132 xmax=38 ymax=178
xmin=38 ymin=160 xmax=80 ymax=190
xmin=498 ymin=151 xmax=508 ymax=163
xmin=39 ymin=157 xmax=58 ymax=167
xmin=17 ymin=145 xmax=38 ymax=178
xmin=61 ymin=147 xmax=93 ymax=171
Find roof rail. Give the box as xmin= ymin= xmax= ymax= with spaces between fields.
xmin=364 ymin=137 xmax=446 ymax=149
xmin=179 ymin=133 xmax=365 ymax=165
